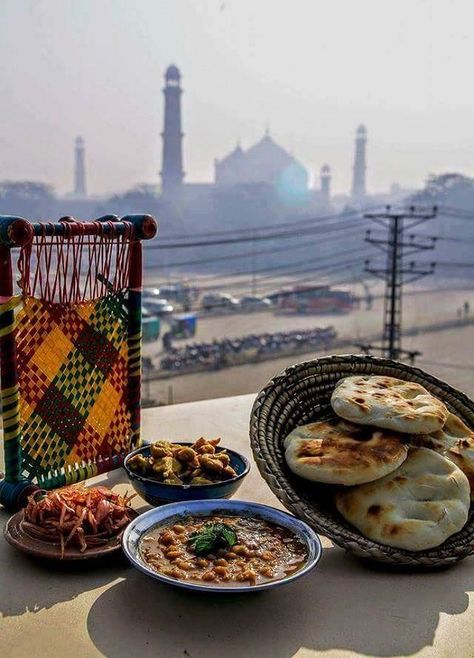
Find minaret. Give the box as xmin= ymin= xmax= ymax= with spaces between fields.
xmin=351 ymin=124 xmax=367 ymax=201
xmin=74 ymin=136 xmax=86 ymax=197
xmin=320 ymin=164 xmax=331 ymax=206
xmin=161 ymin=64 xmax=184 ymax=196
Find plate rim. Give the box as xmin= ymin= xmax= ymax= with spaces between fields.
xmin=4 ymin=508 xmax=138 ymax=561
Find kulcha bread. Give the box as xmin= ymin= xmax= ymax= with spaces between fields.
xmin=335 ymin=447 xmax=470 ymax=551
xmin=411 ymin=412 xmax=473 ymax=453
xmin=331 ymin=375 xmax=448 ymax=435
xmin=284 ymin=419 xmax=408 ymax=486
xmin=447 ymin=435 xmax=474 ymax=499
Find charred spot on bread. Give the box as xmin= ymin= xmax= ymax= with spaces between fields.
xmin=367 ymin=504 xmax=382 ymax=516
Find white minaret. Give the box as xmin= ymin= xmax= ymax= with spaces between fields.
xmin=351 ymin=124 xmax=367 ymax=201
xmin=74 ymin=136 xmax=87 ymax=197
xmin=320 ymin=164 xmax=331 ymax=206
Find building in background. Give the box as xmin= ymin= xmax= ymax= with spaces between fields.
xmin=158 ymin=65 xmax=337 ymax=232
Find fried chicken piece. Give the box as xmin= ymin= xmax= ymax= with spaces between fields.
xmin=150 ymin=441 xmax=173 ymax=459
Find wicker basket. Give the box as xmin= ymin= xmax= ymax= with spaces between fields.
xmin=250 ymin=354 xmax=474 ymax=568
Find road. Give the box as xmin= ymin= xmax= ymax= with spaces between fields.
xmin=142 ymin=285 xmax=474 ymax=405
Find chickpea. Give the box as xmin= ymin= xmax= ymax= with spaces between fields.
xmin=213 ymin=566 xmax=228 ymax=577
xmin=214 ymin=558 xmax=228 ymax=567
xmin=175 ymin=559 xmax=194 ymax=571
xmin=165 ymin=550 xmax=182 ymax=561
xmin=225 ymin=552 xmax=237 ymax=559
xmin=195 ymin=558 xmax=209 ymax=568
xmin=241 ymin=569 xmax=257 ymax=585
xmin=172 ymin=524 xmax=186 ymax=534
xmin=159 ymin=531 xmax=175 ymax=546
xmin=202 ymin=571 xmax=216 ymax=582
xmin=233 ymin=545 xmax=247 ymax=555
xmin=259 ymin=566 xmax=274 ymax=578
xmin=260 ymin=551 xmax=273 ymax=562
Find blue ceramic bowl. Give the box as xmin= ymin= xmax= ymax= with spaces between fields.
xmin=122 ymin=499 xmax=322 ymax=593
xmin=123 ymin=442 xmax=250 ymax=506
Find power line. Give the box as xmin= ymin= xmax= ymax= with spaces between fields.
xmin=152 ymin=205 xmax=376 ymax=243
xmin=154 ymin=245 xmax=373 ymax=285
xmin=177 ymin=258 xmax=369 ymax=293
xmin=143 ymin=218 xmax=368 ymax=250
xmin=145 ymin=226 xmax=364 ymax=270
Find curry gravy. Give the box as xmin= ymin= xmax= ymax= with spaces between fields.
xmin=140 ymin=515 xmax=308 ymax=586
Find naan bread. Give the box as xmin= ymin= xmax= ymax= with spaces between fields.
xmin=284 ymin=418 xmax=408 ymax=485
xmin=331 ymin=376 xmax=448 ymax=434
xmin=411 ymin=412 xmax=473 ymax=453
xmin=335 ymin=447 xmax=470 ymax=551
xmin=447 ymin=435 xmax=474 ymax=499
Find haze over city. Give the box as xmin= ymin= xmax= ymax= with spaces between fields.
xmin=1 ymin=0 xmax=473 ymax=196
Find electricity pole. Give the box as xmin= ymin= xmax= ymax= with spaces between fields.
xmin=357 ymin=206 xmax=437 ymax=362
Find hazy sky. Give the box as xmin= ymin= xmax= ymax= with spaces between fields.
xmin=1 ymin=0 xmax=473 ymax=196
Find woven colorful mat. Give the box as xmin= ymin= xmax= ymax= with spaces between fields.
xmin=14 ymin=293 xmax=132 ymax=487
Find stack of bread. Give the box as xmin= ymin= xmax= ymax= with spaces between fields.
xmin=284 ymin=375 xmax=474 ymax=551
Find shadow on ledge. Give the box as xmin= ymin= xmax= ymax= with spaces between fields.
xmin=86 ymin=545 xmax=474 ymax=658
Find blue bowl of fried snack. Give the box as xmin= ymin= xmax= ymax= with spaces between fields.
xmin=124 ymin=439 xmax=251 ymax=506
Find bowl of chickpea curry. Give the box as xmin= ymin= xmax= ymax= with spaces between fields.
xmin=122 ymin=499 xmax=322 ymax=592
xmin=124 ymin=438 xmax=250 ymax=505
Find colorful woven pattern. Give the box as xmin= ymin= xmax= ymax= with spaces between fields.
xmin=14 ymin=293 xmax=132 ymax=487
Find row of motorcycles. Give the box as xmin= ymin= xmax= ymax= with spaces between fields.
xmin=159 ymin=326 xmax=338 ymax=372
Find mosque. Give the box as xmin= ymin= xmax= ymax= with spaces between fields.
xmin=64 ymin=64 xmax=369 ymax=232
xmin=157 ymin=64 xmax=368 ymax=228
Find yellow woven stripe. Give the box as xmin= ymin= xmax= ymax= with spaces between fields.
xmin=2 ymin=410 xmax=20 ymax=428
xmin=4 ymin=423 xmax=21 ymax=441
xmin=0 ymin=320 xmax=16 ymax=338
xmin=1 ymin=384 xmax=19 ymax=403
xmin=2 ymin=406 xmax=20 ymax=422
xmin=0 ymin=295 xmax=22 ymax=313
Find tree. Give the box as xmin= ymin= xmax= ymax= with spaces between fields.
xmin=0 ymin=181 xmax=55 ymax=220
xmin=100 ymin=184 xmax=160 ymax=216
xmin=411 ymin=173 xmax=474 ymax=210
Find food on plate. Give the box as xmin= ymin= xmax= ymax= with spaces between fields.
xmin=140 ymin=515 xmax=308 ymax=586
xmin=283 ymin=418 xmax=408 ymax=485
xmin=22 ymin=484 xmax=135 ymax=557
xmin=335 ymin=447 xmax=470 ymax=551
xmin=127 ymin=438 xmax=238 ymax=485
xmin=410 ymin=412 xmax=473 ymax=453
xmin=330 ymin=375 xmax=448 ymax=434
xmin=447 ymin=435 xmax=474 ymax=499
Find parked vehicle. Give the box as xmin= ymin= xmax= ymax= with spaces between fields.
xmin=142 ymin=307 xmax=161 ymax=342
xmin=160 ymin=326 xmax=337 ymax=372
xmin=144 ymin=284 xmax=197 ymax=310
xmin=272 ymin=285 xmax=355 ymax=314
xmin=201 ymin=292 xmax=239 ymax=311
xmin=238 ymin=295 xmax=273 ymax=311
xmin=171 ymin=313 xmax=197 ymax=339
xmin=143 ymin=297 xmax=174 ymax=316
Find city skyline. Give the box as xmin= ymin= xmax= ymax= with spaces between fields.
xmin=0 ymin=1 xmax=473 ymax=196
